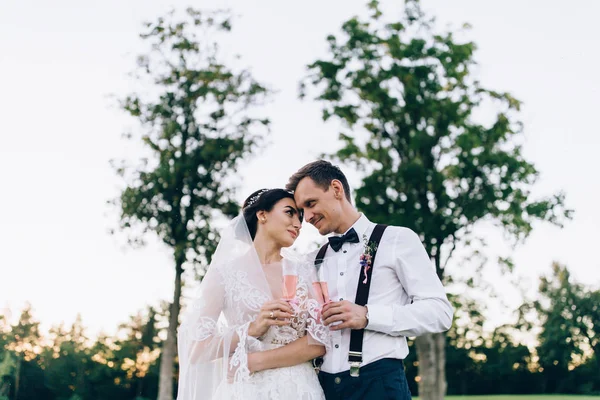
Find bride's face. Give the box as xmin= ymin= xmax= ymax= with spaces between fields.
xmin=259 ymin=197 xmax=302 ymax=248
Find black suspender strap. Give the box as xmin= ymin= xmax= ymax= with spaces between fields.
xmin=348 ymin=224 xmax=388 ymax=377
xmin=315 ymin=243 xmax=329 ymax=268
xmin=311 ymin=243 xmax=329 ymax=373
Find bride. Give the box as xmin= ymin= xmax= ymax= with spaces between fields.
xmin=177 ymin=188 xmax=330 ymax=399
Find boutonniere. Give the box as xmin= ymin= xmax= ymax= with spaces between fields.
xmin=359 ymin=234 xmax=378 ymax=284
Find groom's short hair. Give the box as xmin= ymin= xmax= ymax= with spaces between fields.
xmin=286 ymin=160 xmax=352 ymax=202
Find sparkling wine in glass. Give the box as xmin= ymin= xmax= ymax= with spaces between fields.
xmin=312 ymin=281 xmax=325 ymax=304
xmin=312 ymin=259 xmax=331 ymax=304
xmin=319 ymin=281 xmax=330 ymax=303
xmin=283 ymin=275 xmax=298 ymax=300
xmin=282 ymin=258 xmax=298 ymax=301
xmin=311 ymin=281 xmax=330 ymax=304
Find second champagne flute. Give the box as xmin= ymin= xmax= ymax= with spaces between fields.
xmin=312 ymin=258 xmax=330 ymax=304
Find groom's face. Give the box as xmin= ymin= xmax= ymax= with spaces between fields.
xmin=293 ymin=177 xmax=340 ymax=235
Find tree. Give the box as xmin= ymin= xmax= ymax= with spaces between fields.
xmin=535 ymin=263 xmax=600 ymax=393
xmin=301 ymin=1 xmax=572 ymax=398
xmin=44 ymin=316 xmax=95 ymax=399
xmin=478 ymin=325 xmax=537 ymax=394
xmin=113 ymin=307 xmax=161 ymax=398
xmin=110 ymin=8 xmax=271 ymax=399
xmin=578 ymin=289 xmax=600 ymax=373
xmin=3 ymin=305 xmax=44 ymax=400
xmin=0 ymin=351 xmax=15 ymax=400
xmin=0 ymin=313 xmax=13 ymax=399
xmin=443 ymin=293 xmax=486 ymax=395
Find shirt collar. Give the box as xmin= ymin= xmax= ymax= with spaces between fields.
xmin=342 ymin=213 xmax=372 ymax=240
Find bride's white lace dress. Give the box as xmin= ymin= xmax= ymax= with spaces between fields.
xmin=214 ymin=261 xmax=327 ymax=399
xmin=177 ymin=216 xmax=329 ymax=400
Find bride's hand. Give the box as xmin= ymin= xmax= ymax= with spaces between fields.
xmin=248 ymin=300 xmax=294 ymax=338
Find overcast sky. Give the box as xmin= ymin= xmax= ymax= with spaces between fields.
xmin=1 ymin=0 xmax=599 ymax=338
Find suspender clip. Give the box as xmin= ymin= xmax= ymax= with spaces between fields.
xmin=348 ymin=351 xmax=362 ymax=377
xmin=349 ymin=361 xmax=361 ymax=377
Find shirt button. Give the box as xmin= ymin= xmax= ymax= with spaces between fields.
xmin=335 ymin=344 xmax=339 ymax=349
xmin=340 ymin=272 xmax=344 ymax=276
xmin=334 ymin=377 xmax=341 ymax=384
xmin=339 ymin=298 xmax=344 ymax=301
xmin=343 ymin=250 xmax=347 ymax=253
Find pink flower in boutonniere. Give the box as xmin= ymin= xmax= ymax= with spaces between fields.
xmin=360 ymin=235 xmax=378 ymax=284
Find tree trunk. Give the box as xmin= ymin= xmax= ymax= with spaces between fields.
xmin=157 ymin=262 xmax=183 ymax=400
xmin=137 ymin=370 xmax=144 ymax=398
xmin=14 ymin=357 xmax=20 ymax=400
xmin=415 ymin=332 xmax=447 ymax=400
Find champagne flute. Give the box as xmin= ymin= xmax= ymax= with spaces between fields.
xmin=310 ymin=258 xmax=330 ymax=323
xmin=312 ymin=258 xmax=330 ymax=305
xmin=282 ymin=258 xmax=298 ymax=301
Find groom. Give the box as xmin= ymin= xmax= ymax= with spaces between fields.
xmin=287 ymin=160 xmax=453 ymax=400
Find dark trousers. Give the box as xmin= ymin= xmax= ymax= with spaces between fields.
xmin=318 ymin=358 xmax=412 ymax=400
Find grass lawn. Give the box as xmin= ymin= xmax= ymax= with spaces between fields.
xmin=413 ymin=396 xmax=600 ymax=400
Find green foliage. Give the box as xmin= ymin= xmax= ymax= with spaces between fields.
xmin=0 ymin=352 xmax=15 ymax=378
xmin=0 ymin=306 xmax=168 ymax=399
xmin=534 ymin=263 xmax=600 ymax=393
xmin=1 ymin=297 xmax=599 ymax=397
xmin=110 ymin=7 xmax=271 ymax=274
xmin=301 ymin=0 xmax=572 ymax=279
xmin=43 ymin=316 xmax=93 ymax=399
xmin=405 ymin=267 xmax=600 ymax=396
xmin=109 ymin=9 xmax=272 ymax=397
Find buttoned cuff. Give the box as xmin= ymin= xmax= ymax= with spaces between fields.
xmin=365 ymin=304 xmax=393 ymax=334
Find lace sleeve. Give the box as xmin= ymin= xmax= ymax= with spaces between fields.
xmin=177 ymin=265 xmax=264 ymax=400
xmin=178 ymin=266 xmax=228 ymax=363
xmin=297 ymin=260 xmax=331 ymax=351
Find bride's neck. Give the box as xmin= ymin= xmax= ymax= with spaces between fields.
xmin=253 ymin=232 xmax=282 ymax=265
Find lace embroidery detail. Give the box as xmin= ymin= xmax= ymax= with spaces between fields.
xmin=230 ymin=322 xmax=252 ymax=384
xmin=306 ymin=298 xmax=331 ymax=351
xmin=177 ymin=215 xmax=327 ymax=399
xmin=263 ymin=275 xmax=330 ymax=350
xmin=223 ymin=269 xmax=270 ymax=315
xmin=182 ymin=259 xmax=329 ymax=399
xmin=192 ymin=317 xmax=217 ymax=341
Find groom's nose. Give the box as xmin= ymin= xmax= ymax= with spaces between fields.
xmin=304 ymin=209 xmax=314 ymax=223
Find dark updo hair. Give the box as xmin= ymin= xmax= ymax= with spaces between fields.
xmin=242 ymin=188 xmax=302 ymax=240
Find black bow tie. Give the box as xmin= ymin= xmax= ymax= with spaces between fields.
xmin=328 ymin=228 xmax=360 ymax=252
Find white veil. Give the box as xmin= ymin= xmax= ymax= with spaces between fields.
xmin=176 ymin=214 xmax=329 ymax=399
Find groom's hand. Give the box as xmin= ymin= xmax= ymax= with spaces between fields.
xmin=321 ymin=300 xmax=368 ymax=331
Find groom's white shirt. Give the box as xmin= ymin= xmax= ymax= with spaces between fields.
xmin=319 ymin=213 xmax=453 ymax=374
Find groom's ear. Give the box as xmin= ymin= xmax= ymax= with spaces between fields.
xmin=331 ymin=179 xmax=345 ymax=200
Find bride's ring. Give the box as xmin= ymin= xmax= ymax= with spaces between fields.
xmin=269 ymin=311 xmax=275 ymax=319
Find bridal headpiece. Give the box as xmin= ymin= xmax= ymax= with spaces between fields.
xmin=245 ymin=188 xmax=270 ymax=208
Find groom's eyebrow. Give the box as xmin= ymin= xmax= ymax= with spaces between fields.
xmin=301 ymin=198 xmax=315 ymax=207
